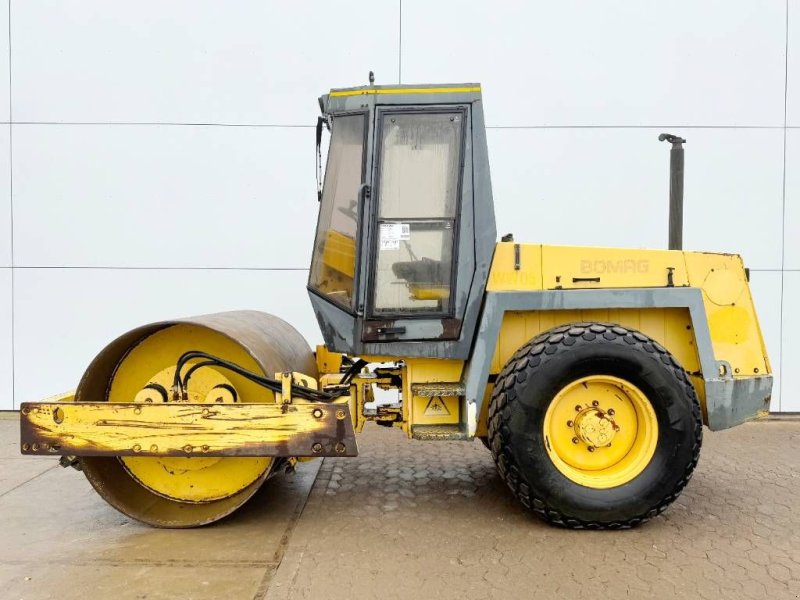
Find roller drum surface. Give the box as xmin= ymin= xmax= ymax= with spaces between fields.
xmin=76 ymin=310 xmax=318 ymax=528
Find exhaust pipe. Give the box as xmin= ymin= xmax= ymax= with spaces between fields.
xmin=659 ymin=133 xmax=686 ymax=250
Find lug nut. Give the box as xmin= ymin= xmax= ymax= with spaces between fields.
xmin=575 ymin=405 xmax=582 ymax=412
xmin=566 ymin=420 xmax=574 ymax=427
xmin=592 ymin=400 xmax=599 ymax=407
xmin=587 ymin=446 xmax=595 ymax=452
xmin=607 ymin=408 xmax=615 ymax=416
xmin=571 ymin=437 xmax=579 ymax=444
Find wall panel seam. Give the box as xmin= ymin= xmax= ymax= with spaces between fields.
xmin=1 ymin=122 xmax=788 ymax=129
xmin=8 ymin=0 xmax=14 ymax=410
xmin=398 ymin=0 xmax=402 ymax=84
xmin=11 ymin=122 xmax=314 ymax=128
xmin=12 ymin=266 xmax=311 ymax=271
xmin=778 ymin=0 xmax=789 ymax=411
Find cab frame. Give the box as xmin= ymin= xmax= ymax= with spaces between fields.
xmin=307 ymin=84 xmax=497 ymax=359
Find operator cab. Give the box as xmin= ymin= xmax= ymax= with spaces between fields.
xmin=308 ymin=83 xmax=496 ymax=359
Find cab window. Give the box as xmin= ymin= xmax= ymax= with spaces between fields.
xmin=309 ymin=114 xmax=366 ymax=308
xmin=372 ymin=111 xmax=464 ymax=315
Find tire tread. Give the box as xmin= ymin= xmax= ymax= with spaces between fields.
xmin=486 ymin=321 xmax=703 ymax=530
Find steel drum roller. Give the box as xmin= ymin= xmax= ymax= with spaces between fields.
xmin=76 ymin=310 xmax=318 ymax=528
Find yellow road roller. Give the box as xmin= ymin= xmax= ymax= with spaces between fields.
xmin=20 ymin=82 xmax=772 ymax=529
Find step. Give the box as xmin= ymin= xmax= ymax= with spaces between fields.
xmin=410 ymin=383 xmax=465 ymax=398
xmin=410 ymin=424 xmax=470 ymax=441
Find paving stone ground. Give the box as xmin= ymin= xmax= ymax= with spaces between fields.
xmin=2 ymin=414 xmax=798 ymax=599
xmin=267 ymin=421 xmax=800 ymax=600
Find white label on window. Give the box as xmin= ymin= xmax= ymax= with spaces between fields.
xmin=380 ymin=223 xmax=410 ymax=246
xmin=380 ymin=238 xmax=400 ymax=250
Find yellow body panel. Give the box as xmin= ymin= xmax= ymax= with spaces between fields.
xmin=403 ymin=359 xmax=464 ymax=430
xmin=488 ymin=308 xmax=700 ymax=377
xmin=541 ymin=245 xmax=690 ymax=289
xmin=487 ymin=244 xmax=543 ymax=290
xmin=474 ymin=242 xmax=770 ymax=436
xmin=684 ymin=253 xmax=770 ymax=377
xmin=488 ymin=242 xmax=690 ymax=291
xmin=411 ymin=395 xmax=460 ymax=425
xmin=316 ymin=345 xmax=344 ymax=374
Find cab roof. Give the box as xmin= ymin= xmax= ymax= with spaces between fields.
xmin=321 ymin=82 xmax=482 ymax=114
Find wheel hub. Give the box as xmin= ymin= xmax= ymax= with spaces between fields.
xmin=573 ymin=407 xmax=617 ymax=448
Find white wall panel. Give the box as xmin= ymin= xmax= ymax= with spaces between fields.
xmin=488 ymin=128 xmax=783 ymax=269
xmin=488 ymin=128 xmax=667 ymax=248
xmin=7 ymin=1 xmax=796 ymax=415
xmin=783 ymin=130 xmax=800 ymax=269
xmin=781 ymin=272 xmax=799 ymax=411
xmin=13 ymin=268 xmax=319 ymax=406
xmin=403 ymin=0 xmax=785 ymax=127
xmin=13 ymin=125 xmax=317 ymax=268
xmin=0 ymin=125 xmax=10 ymax=267
xmin=681 ymin=129 xmax=784 ymax=270
xmin=0 ymin=0 xmax=8 ymax=121
xmin=787 ymin=0 xmax=799 ymax=126
xmin=11 ymin=1 xmax=398 ymax=125
xmin=748 ymin=270 xmax=783 ymax=411
xmin=0 ymin=268 xmax=11 ymax=410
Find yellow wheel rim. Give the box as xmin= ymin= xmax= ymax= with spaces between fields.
xmin=543 ymin=375 xmax=658 ymax=489
xmin=108 ymin=324 xmax=272 ymax=503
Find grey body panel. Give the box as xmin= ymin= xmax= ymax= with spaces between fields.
xmin=309 ymin=83 xmax=496 ymax=360
xmin=462 ymin=288 xmax=772 ymax=433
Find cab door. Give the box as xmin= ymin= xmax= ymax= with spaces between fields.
xmin=362 ymin=107 xmax=468 ymax=342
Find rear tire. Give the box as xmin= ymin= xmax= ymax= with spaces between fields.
xmin=487 ymin=322 xmax=702 ymax=529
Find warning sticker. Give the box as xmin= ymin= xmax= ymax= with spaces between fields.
xmin=423 ymin=396 xmax=451 ymax=417
xmin=379 ymin=222 xmax=411 ymax=248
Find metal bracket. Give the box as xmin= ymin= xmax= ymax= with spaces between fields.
xmin=20 ymin=401 xmax=358 ymax=458
xmin=280 ymin=371 xmax=293 ymax=405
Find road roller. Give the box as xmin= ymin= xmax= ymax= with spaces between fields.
xmin=20 ymin=82 xmax=772 ymax=529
